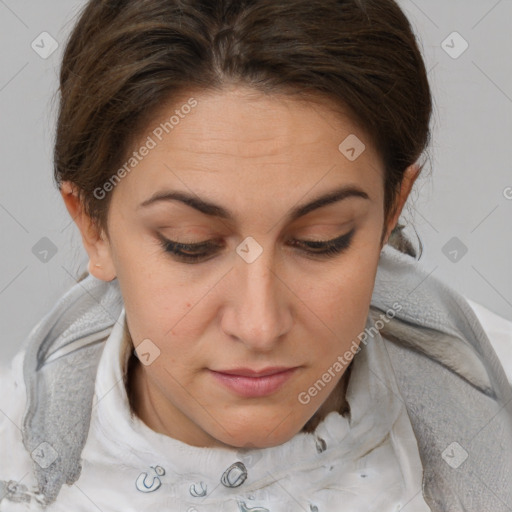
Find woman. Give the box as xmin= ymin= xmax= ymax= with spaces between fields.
xmin=1 ymin=0 xmax=511 ymax=510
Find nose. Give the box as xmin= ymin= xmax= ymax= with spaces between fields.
xmin=220 ymin=245 xmax=293 ymax=352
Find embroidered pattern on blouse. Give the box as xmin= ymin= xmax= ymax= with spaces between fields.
xmin=221 ymin=461 xmax=248 ymax=488
xmin=315 ymin=436 xmax=327 ymax=453
xmin=135 ymin=465 xmax=166 ymax=493
xmin=237 ymin=500 xmax=270 ymax=512
xmin=132 ymin=440 xmax=327 ymax=511
xmin=189 ymin=481 xmax=208 ymax=497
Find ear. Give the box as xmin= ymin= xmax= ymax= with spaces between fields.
xmin=381 ymin=163 xmax=420 ymax=247
xmin=60 ymin=181 xmax=117 ymax=282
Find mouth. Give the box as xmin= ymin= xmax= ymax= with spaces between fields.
xmin=208 ymin=367 xmax=299 ymax=398
xmin=212 ymin=366 xmax=297 ymax=377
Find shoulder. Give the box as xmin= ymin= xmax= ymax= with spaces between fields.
xmin=464 ymin=297 xmax=512 ymax=385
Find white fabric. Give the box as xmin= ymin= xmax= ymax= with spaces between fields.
xmin=1 ymin=298 xmax=510 ymax=511
xmin=464 ymin=297 xmax=512 ymax=385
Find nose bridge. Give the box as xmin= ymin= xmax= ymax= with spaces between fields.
xmin=227 ymin=241 xmax=290 ymax=350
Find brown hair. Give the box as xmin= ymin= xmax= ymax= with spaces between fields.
xmin=56 ymin=0 xmax=431 ymax=255
xmin=56 ymin=0 xmax=432 ymax=430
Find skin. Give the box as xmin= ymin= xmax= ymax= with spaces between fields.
xmin=61 ymin=85 xmax=419 ymax=449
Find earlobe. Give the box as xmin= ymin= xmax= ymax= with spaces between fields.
xmin=87 ymin=260 xmax=117 ymax=282
xmin=381 ymin=163 xmax=421 ymax=248
xmin=60 ymin=181 xmax=117 ymax=282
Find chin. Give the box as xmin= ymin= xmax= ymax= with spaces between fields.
xmin=218 ymin=432 xmax=297 ymax=450
xmin=206 ymin=414 xmax=303 ymax=449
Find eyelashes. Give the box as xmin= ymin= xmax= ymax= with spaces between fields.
xmin=286 ymin=229 xmax=355 ymax=258
xmin=158 ymin=237 xmax=222 ymax=263
xmin=157 ymin=228 xmax=356 ymax=264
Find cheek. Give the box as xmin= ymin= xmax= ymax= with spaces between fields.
xmin=301 ymin=250 xmax=380 ymax=331
xmin=118 ymin=266 xmax=210 ymax=377
xmin=111 ymin=230 xmax=195 ymax=332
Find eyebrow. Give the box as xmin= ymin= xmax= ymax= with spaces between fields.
xmin=138 ymin=184 xmax=370 ymax=224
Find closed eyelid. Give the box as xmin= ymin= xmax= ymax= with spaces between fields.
xmin=157 ymin=228 xmax=355 ymax=247
xmin=156 ymin=227 xmax=356 ymax=265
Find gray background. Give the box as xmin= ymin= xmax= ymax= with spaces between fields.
xmin=1 ymin=1 xmax=511 ymax=364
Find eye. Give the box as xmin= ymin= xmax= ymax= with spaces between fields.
xmin=157 ymin=235 xmax=223 ymax=263
xmin=289 ymin=228 xmax=356 ymax=258
xmin=157 ymin=229 xmax=356 ymax=264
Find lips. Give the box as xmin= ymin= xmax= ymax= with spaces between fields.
xmin=209 ymin=367 xmax=299 ymax=398
xmin=212 ymin=367 xmax=296 ymax=377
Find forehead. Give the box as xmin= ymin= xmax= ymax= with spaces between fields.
xmin=114 ymin=85 xmax=385 ymax=219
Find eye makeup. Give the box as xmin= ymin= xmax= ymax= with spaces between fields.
xmin=156 ymin=228 xmax=356 ymax=264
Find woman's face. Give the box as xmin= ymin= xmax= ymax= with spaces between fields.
xmin=65 ymin=85 xmax=415 ymax=449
